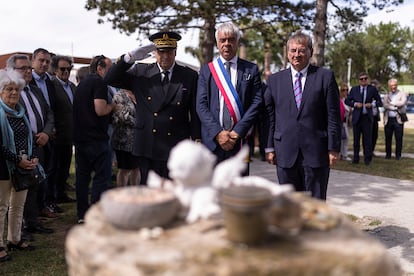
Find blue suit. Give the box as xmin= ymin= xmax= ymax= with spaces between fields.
xmin=345 ymin=84 xmax=382 ymax=164
xmin=264 ymin=65 xmax=341 ymax=199
xmin=196 ymin=58 xmax=262 ymax=164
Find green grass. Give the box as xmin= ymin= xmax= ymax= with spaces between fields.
xmin=1 ymin=128 xmax=414 ymax=275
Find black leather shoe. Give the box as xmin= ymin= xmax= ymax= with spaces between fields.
xmin=0 ymin=247 xmax=11 ymax=262
xmin=25 ymin=224 xmax=54 ymax=234
xmin=351 ymin=160 xmax=359 ymax=164
xmin=7 ymin=240 xmax=35 ymax=251
xmin=56 ymin=194 xmax=76 ymax=203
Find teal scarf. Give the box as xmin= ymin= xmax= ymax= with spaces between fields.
xmin=0 ymin=98 xmax=35 ymax=173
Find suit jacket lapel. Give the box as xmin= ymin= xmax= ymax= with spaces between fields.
xmin=163 ymin=66 xmax=183 ymax=106
xmin=287 ymin=68 xmax=298 ymax=112
xmin=300 ymin=65 xmax=313 ymax=110
xmin=236 ymin=61 xmax=243 ymax=95
xmin=136 ymin=65 xmax=164 ymax=111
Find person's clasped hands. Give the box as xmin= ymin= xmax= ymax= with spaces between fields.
xmin=124 ymin=44 xmax=156 ymax=63
xmin=216 ymin=130 xmax=240 ymax=151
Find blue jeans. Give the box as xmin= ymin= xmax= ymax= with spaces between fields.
xmin=75 ymin=141 xmax=112 ymax=220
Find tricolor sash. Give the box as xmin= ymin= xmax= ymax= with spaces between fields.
xmin=208 ymin=58 xmax=244 ymax=126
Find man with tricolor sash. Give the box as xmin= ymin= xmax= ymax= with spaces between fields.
xmin=196 ymin=22 xmax=262 ymax=174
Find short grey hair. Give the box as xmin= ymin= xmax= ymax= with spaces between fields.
xmin=287 ymin=30 xmax=313 ymax=51
xmin=0 ymin=69 xmax=26 ymax=92
xmin=388 ymin=78 xmax=398 ymax=85
xmin=215 ymin=22 xmax=241 ymax=42
xmin=6 ymin=54 xmax=30 ymax=70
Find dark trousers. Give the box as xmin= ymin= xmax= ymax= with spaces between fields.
xmin=372 ymin=119 xmax=379 ymax=152
xmin=75 ymin=141 xmax=112 ymax=220
xmin=23 ymin=180 xmax=40 ymax=227
xmin=23 ymin=144 xmax=50 ymax=227
xmin=138 ymin=157 xmax=168 ymax=185
xmin=352 ymin=115 xmax=373 ymax=163
xmin=276 ymin=151 xmax=330 ymax=200
xmin=47 ymin=144 xmax=73 ymax=203
xmin=385 ymin=117 xmax=404 ymax=159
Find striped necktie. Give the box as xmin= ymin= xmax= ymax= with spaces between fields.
xmin=294 ymin=72 xmax=303 ymax=109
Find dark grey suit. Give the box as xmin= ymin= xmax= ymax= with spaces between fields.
xmin=19 ymin=84 xmax=55 ymax=228
xmin=345 ymin=84 xmax=382 ymax=164
xmin=196 ymin=58 xmax=262 ymax=164
xmin=264 ymin=65 xmax=341 ymax=199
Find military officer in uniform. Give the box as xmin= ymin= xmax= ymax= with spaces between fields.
xmin=104 ymin=31 xmax=201 ymax=184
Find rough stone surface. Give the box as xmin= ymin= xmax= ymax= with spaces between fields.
xmin=66 ymin=201 xmax=402 ymax=276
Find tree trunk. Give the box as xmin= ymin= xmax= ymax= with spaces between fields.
xmin=312 ymin=0 xmax=328 ymax=67
xmin=201 ymin=17 xmax=216 ymax=65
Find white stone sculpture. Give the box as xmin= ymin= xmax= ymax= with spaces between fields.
xmin=147 ymin=139 xmax=292 ymax=223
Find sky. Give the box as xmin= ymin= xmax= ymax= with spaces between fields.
xmin=0 ymin=0 xmax=413 ymax=69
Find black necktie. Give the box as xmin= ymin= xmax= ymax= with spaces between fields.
xmin=162 ymin=71 xmax=169 ymax=85
xmin=24 ymin=87 xmax=43 ymax=132
xmin=222 ymin=62 xmax=232 ymax=130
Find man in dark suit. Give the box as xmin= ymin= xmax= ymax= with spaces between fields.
xmin=264 ymin=30 xmax=341 ymax=200
xmin=6 ymin=54 xmax=55 ymax=235
xmin=30 ymin=48 xmax=56 ymax=110
xmin=345 ymin=73 xmax=382 ymax=165
xmin=196 ymin=22 xmax=262 ymax=173
xmin=104 ymin=31 xmax=201 ymax=184
xmin=48 ymin=55 xmax=77 ymax=210
xmin=30 ymin=48 xmax=58 ymax=218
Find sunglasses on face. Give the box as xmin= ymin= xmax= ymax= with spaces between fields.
xmin=359 ymin=77 xmax=368 ymax=81
xmin=59 ymin=66 xmax=73 ymax=72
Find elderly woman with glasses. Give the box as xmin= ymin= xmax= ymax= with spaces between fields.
xmin=0 ymin=69 xmax=37 ymax=261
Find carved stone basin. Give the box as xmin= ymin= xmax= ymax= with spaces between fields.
xmin=100 ymin=186 xmax=180 ymax=230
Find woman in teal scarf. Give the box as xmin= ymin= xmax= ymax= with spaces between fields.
xmin=0 ymin=69 xmax=37 ymax=262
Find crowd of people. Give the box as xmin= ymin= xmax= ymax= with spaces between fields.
xmin=0 ymin=21 xmax=409 ymax=262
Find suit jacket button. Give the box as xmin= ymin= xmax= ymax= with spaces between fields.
xmin=154 ymin=112 xmax=158 ymax=117
xmin=169 ymin=116 xmax=173 ymax=120
xmin=167 ymin=132 xmax=171 ymax=136
xmin=152 ymin=129 xmax=157 ymax=133
xmin=177 ymin=102 xmax=181 ymax=105
xmin=147 ymin=96 xmax=152 ymax=101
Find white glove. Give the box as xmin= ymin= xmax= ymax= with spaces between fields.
xmin=124 ymin=44 xmax=156 ymax=63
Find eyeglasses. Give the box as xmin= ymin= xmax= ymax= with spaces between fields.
xmin=59 ymin=66 xmax=73 ymax=72
xmin=359 ymin=77 xmax=368 ymax=81
xmin=2 ymin=86 xmax=20 ymax=93
xmin=14 ymin=66 xmax=32 ymax=71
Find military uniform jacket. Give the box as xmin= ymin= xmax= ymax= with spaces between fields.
xmin=104 ymin=57 xmax=201 ymax=161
